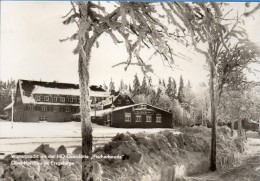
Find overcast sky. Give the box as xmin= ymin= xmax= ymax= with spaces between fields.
xmin=1 ymin=2 xmax=260 ymax=89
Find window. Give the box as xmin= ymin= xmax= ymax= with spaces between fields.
xmin=126 ymin=100 xmax=130 ymax=105
xmin=140 ymin=104 xmax=147 ymax=109
xmin=136 ymin=115 xmax=142 ymax=122
xmin=53 ymin=97 xmax=58 ymax=102
xmin=35 ymin=95 xmax=41 ymax=101
xmin=65 ymin=107 xmax=71 ymax=112
xmin=28 ymin=105 xmax=35 ymax=111
xmin=125 ymin=113 xmax=131 ymax=122
xmin=76 ymin=108 xmax=80 ymax=112
xmin=60 ymin=97 xmax=65 ymax=102
xmin=53 ymin=106 xmax=59 ymax=112
xmin=146 ymin=115 xmax=152 ymax=122
xmin=41 ymin=106 xmax=47 ymax=112
xmin=39 ymin=116 xmax=47 ymax=121
xmin=70 ymin=97 xmax=74 ymax=102
xmin=156 ymin=114 xmax=162 ymax=123
xmin=44 ymin=96 xmax=49 ymax=101
xmin=72 ymin=97 xmax=78 ymax=103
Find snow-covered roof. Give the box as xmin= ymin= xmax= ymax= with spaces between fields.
xmin=74 ymin=103 xmax=172 ymax=117
xmin=18 ymin=80 xmax=109 ymax=105
xmin=95 ymin=94 xmax=120 ymax=107
xmin=4 ymin=102 xmax=13 ymax=110
xmin=32 ymin=86 xmax=109 ymax=97
xmin=32 ymin=86 xmax=80 ymax=96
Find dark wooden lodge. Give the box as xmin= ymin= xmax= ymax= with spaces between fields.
xmin=91 ymin=103 xmax=173 ymax=128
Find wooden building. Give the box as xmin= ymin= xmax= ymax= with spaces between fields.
xmin=90 ymin=103 xmax=173 ymax=128
xmin=12 ymin=79 xmax=108 ymax=122
xmin=94 ymin=91 xmax=135 ymax=110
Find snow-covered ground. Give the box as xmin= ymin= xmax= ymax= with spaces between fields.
xmin=186 ymin=131 xmax=260 ymax=181
xmin=0 ymin=120 xmax=179 ymax=156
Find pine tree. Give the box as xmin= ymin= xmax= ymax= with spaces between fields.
xmin=109 ymin=78 xmax=115 ymax=92
xmin=166 ymin=77 xmax=172 ymax=98
xmin=172 ymin=78 xmax=177 ymax=99
xmin=178 ymin=75 xmax=185 ymax=104
xmin=119 ymin=79 xmax=124 ymax=92
xmin=162 ymin=79 xmax=166 ymax=88
xmin=103 ymin=82 xmax=108 ymax=91
xmin=149 ymin=89 xmax=157 ymax=105
xmin=141 ymin=76 xmax=147 ymax=94
xmin=148 ymin=76 xmax=152 ymax=87
xmin=129 ymin=84 xmax=132 ymax=93
xmin=158 ymin=79 xmax=162 ymax=85
xmin=156 ymin=87 xmax=162 ymax=103
xmin=133 ymin=74 xmax=140 ymax=96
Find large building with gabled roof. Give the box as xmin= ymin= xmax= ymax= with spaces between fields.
xmin=12 ymin=79 xmax=108 ymax=122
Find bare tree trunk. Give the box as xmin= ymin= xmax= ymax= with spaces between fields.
xmin=209 ymin=64 xmax=217 ymax=171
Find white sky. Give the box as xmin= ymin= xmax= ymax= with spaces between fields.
xmin=1 ymin=2 xmax=260 ymax=89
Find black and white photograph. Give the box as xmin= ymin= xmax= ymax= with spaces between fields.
xmin=0 ymin=1 xmax=260 ymax=181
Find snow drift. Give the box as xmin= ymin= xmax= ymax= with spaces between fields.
xmin=0 ymin=126 xmax=244 ymax=181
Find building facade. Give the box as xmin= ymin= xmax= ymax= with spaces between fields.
xmin=91 ymin=103 xmax=173 ymax=128
xmin=12 ymin=80 xmax=108 ymax=122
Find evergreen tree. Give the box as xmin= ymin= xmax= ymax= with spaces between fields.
xmin=178 ymin=75 xmax=185 ymax=104
xmin=155 ymin=87 xmax=162 ymax=103
xmin=102 ymin=82 xmax=108 ymax=91
xmin=141 ymin=76 xmax=147 ymax=94
xmin=172 ymin=78 xmax=177 ymax=99
xmin=133 ymin=74 xmax=140 ymax=96
xmin=148 ymin=76 xmax=152 ymax=87
xmin=0 ymin=79 xmax=16 ymax=114
xmin=166 ymin=77 xmax=172 ymax=97
xmin=166 ymin=77 xmax=177 ymax=100
xmin=119 ymin=79 xmax=124 ymax=92
xmin=158 ymin=79 xmax=162 ymax=85
xmin=109 ymin=78 xmax=115 ymax=92
xmin=128 ymin=84 xmax=132 ymax=93
xmin=149 ymin=89 xmax=157 ymax=105
xmin=162 ymin=79 xmax=166 ymax=87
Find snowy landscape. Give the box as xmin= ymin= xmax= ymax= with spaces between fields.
xmin=0 ymin=120 xmax=179 ymax=156
xmin=1 ymin=1 xmax=260 ymax=181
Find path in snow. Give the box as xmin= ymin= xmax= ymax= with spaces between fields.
xmin=186 ymin=131 xmax=260 ymax=181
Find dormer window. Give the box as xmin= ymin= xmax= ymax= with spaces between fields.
xmin=60 ymin=97 xmax=65 ymax=102
xmin=44 ymin=96 xmax=49 ymax=101
xmin=35 ymin=95 xmax=41 ymax=101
